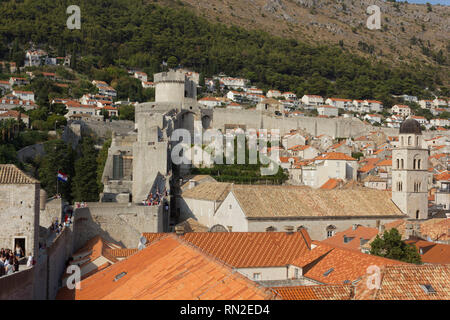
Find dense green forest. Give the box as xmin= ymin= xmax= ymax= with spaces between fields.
xmin=0 ymin=0 xmax=447 ymax=108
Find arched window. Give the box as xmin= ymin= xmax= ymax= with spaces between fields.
xmin=413 ymin=159 xmax=416 ymax=170
xmin=401 ymin=159 xmax=404 ymax=169
xmin=416 ymin=136 xmax=419 ymax=146
xmin=401 ymin=136 xmax=404 ymax=146
xmin=418 ymin=159 xmax=421 ymax=170
xmin=416 ymin=210 xmax=420 ymax=219
xmin=397 ymin=159 xmax=400 ymax=169
xmin=326 ymin=225 xmax=336 ymax=238
xmin=408 ymin=136 xmax=412 ymax=146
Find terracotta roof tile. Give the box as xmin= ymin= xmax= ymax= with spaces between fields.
xmin=406 ymin=240 xmax=450 ymax=264
xmin=385 ymin=219 xmax=449 ymax=242
xmin=143 ymin=232 xmax=311 ymax=268
xmin=315 ymin=152 xmax=356 ymax=161
xmin=293 ymin=242 xmax=406 ymax=285
xmin=57 ymin=235 xmax=278 ymax=300
xmin=321 ymin=225 xmax=379 ymax=251
xmin=320 ymin=178 xmax=342 ymax=190
xmin=355 ymin=264 xmax=450 ymax=300
xmin=273 ymin=285 xmax=353 ymax=300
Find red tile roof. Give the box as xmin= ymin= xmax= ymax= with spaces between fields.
xmin=56 ymin=235 xmax=278 ymax=300
xmin=166 ymin=232 xmax=312 ymax=268
xmin=321 ymin=225 xmax=379 ymax=251
xmin=315 ymin=152 xmax=356 ymax=161
xmin=354 ymin=264 xmax=450 ymax=300
xmin=406 ymin=239 xmax=450 ymax=264
xmin=434 ymin=171 xmax=450 ymax=181
xmin=273 ymin=285 xmax=353 ymax=300
xmin=292 ymin=242 xmax=406 ymax=285
xmin=320 ymin=178 xmax=342 ymax=190
xmin=376 ymin=159 xmax=392 ymax=167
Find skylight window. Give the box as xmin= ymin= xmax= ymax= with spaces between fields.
xmin=114 ymin=272 xmax=127 ymax=282
xmin=420 ymin=284 xmax=436 ymax=294
xmin=323 ymin=268 xmax=334 ymax=277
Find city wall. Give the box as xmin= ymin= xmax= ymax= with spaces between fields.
xmin=72 ymin=203 xmax=165 ymax=251
xmin=0 ymin=268 xmax=34 ymax=300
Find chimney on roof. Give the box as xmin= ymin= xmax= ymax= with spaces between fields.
xmin=352 ymin=224 xmax=359 ymax=231
xmin=405 ymin=223 xmax=413 ymax=238
xmin=175 ymin=225 xmax=185 ymax=236
xmin=285 ymin=226 xmax=294 ymax=234
xmin=189 ymin=179 xmax=197 ymax=189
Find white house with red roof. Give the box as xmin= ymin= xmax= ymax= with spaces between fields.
xmin=198 ymin=97 xmax=223 ymax=108
xmin=391 ymin=104 xmax=411 ymax=117
xmin=302 ymin=152 xmax=358 ymax=188
xmin=431 ymin=108 xmax=447 ymax=117
xmin=0 ymin=109 xmax=29 ymax=126
xmin=9 ymin=77 xmax=29 ymax=87
xmin=12 ymin=90 xmax=34 ymax=102
xmin=0 ymin=80 xmax=12 ymax=93
xmin=64 ymin=101 xmax=97 ymax=118
xmin=142 ymin=81 xmax=155 ymax=89
xmin=245 ymin=87 xmax=263 ymax=95
xmin=301 ymin=95 xmax=324 ymax=107
xmin=325 ymin=98 xmax=352 ymax=109
xmin=282 ymin=92 xmax=297 ymax=100
xmin=411 ymin=115 xmax=428 ymax=126
xmin=226 ymin=90 xmax=244 ymax=102
xmin=133 ymin=71 xmax=148 ymax=82
xmin=419 ymin=99 xmax=434 ymax=109
xmin=364 ymin=100 xmax=383 ymax=113
xmin=433 ymin=98 xmax=448 ymax=108
xmin=98 ymin=86 xmax=117 ymax=98
xmin=266 ymin=90 xmax=281 ymax=98
xmin=364 ymin=114 xmax=382 ymax=124
xmin=0 ymin=94 xmax=37 ymax=111
xmin=430 ymin=118 xmax=450 ymax=127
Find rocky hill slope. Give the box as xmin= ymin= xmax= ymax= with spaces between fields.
xmin=160 ymin=0 xmax=449 ymax=81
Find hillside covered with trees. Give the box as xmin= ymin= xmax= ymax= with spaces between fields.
xmin=0 ymin=0 xmax=447 ymax=108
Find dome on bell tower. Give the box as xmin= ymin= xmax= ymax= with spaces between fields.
xmin=399 ymin=118 xmax=422 ymax=135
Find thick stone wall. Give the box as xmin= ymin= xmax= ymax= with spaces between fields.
xmin=0 ymin=268 xmax=34 ymax=300
xmin=0 ymin=183 xmax=40 ymax=257
xmin=247 ymin=216 xmax=404 ymax=241
xmin=212 ymin=109 xmax=263 ymax=131
xmin=72 ymin=203 xmax=165 ymax=251
xmin=45 ymin=227 xmax=74 ymax=300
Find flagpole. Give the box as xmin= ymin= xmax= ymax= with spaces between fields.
xmin=56 ymin=168 xmax=59 ymax=197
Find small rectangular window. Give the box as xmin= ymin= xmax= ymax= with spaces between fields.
xmin=253 ymin=273 xmax=261 ymax=280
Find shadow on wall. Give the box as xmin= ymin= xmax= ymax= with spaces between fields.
xmin=73 ymin=207 xmax=128 ymax=252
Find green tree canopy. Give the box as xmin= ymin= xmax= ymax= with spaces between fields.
xmin=72 ymin=137 xmax=99 ymax=202
xmin=370 ymin=228 xmax=422 ymax=264
xmin=38 ymin=139 xmax=75 ymax=201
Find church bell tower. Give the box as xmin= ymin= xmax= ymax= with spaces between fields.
xmin=392 ymin=118 xmax=429 ymax=220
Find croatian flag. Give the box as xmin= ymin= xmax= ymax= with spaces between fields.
xmin=57 ymin=171 xmax=68 ymax=182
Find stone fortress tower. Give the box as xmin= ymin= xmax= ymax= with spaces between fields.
xmin=391 ymin=118 xmax=429 ymax=220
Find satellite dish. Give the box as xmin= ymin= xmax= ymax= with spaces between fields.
xmin=140 ymin=236 xmax=147 ymax=245
xmin=138 ymin=243 xmax=145 ymax=251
